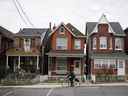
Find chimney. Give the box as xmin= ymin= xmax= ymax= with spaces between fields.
xmin=53 ymin=23 xmax=56 ymax=30
xmin=49 ymin=22 xmax=51 ymax=31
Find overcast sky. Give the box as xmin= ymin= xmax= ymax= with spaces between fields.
xmin=0 ymin=0 xmax=128 ymax=33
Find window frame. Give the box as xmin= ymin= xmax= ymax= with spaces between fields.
xmin=24 ymin=38 xmax=31 ymax=52
xmin=94 ymin=59 xmax=116 ymax=69
xmin=115 ymin=38 xmax=123 ymax=50
xmin=59 ymin=26 xmax=65 ymax=34
xmin=74 ymin=39 xmax=81 ymax=49
xmin=99 ymin=36 xmax=107 ymax=49
xmin=56 ymin=37 xmax=67 ymax=50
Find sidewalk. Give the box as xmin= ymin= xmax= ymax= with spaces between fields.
xmin=1 ymin=82 xmax=128 ymax=88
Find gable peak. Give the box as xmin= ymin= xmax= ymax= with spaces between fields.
xmin=98 ymin=14 xmax=109 ymax=24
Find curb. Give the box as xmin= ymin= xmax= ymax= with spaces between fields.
xmin=1 ymin=83 xmax=128 ymax=88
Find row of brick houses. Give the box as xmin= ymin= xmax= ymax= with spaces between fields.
xmin=0 ymin=15 xmax=128 ymax=82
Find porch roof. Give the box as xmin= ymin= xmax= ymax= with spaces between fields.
xmin=47 ymin=52 xmax=85 ymax=57
xmin=6 ymin=48 xmax=40 ymax=56
xmin=90 ymin=52 xmax=128 ymax=59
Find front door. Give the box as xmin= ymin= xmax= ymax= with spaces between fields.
xmin=74 ymin=60 xmax=81 ymax=75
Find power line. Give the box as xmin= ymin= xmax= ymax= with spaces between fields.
xmin=12 ymin=0 xmax=28 ymax=25
xmin=15 ymin=0 xmax=35 ymax=27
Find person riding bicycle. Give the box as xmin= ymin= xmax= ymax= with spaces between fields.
xmin=66 ymin=71 xmax=76 ymax=87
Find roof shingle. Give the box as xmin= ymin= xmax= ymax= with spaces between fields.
xmin=86 ymin=22 xmax=125 ymax=36
xmin=15 ymin=28 xmax=49 ymax=37
xmin=66 ymin=23 xmax=85 ymax=37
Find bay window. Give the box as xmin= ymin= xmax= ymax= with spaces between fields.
xmin=99 ymin=37 xmax=107 ymax=49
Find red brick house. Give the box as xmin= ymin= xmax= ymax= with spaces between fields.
xmin=47 ymin=22 xmax=86 ymax=79
xmin=86 ymin=14 xmax=128 ymax=82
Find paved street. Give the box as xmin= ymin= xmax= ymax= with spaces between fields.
xmin=0 ymin=86 xmax=128 ymax=96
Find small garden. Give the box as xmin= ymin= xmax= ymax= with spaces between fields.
xmin=0 ymin=68 xmax=39 ymax=86
xmin=95 ymin=68 xmax=125 ymax=82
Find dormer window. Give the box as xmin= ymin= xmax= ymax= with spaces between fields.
xmin=99 ymin=37 xmax=107 ymax=49
xmin=59 ymin=26 xmax=65 ymax=34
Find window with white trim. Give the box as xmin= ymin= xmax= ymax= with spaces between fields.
xmin=99 ymin=37 xmax=107 ymax=49
xmin=94 ymin=59 xmax=116 ymax=69
xmin=115 ymin=38 xmax=123 ymax=50
xmin=74 ymin=39 xmax=81 ymax=49
xmin=56 ymin=37 xmax=67 ymax=50
xmin=93 ymin=37 xmax=97 ymax=49
xmin=24 ymin=38 xmax=31 ymax=52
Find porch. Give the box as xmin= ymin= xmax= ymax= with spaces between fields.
xmin=6 ymin=56 xmax=39 ymax=73
xmin=90 ymin=53 xmax=128 ymax=82
xmin=6 ymin=48 xmax=40 ymax=73
xmin=47 ymin=52 xmax=85 ymax=80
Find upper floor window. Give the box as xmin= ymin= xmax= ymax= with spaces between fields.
xmin=24 ymin=38 xmax=31 ymax=52
xmin=74 ymin=39 xmax=81 ymax=49
xmin=93 ymin=37 xmax=97 ymax=49
xmin=59 ymin=26 xmax=65 ymax=34
xmin=98 ymin=24 xmax=108 ymax=33
xmin=109 ymin=38 xmax=113 ymax=49
xmin=56 ymin=37 xmax=67 ymax=50
xmin=115 ymin=38 xmax=123 ymax=50
xmin=99 ymin=37 xmax=107 ymax=49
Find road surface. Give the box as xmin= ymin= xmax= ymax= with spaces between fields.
xmin=0 ymin=86 xmax=128 ymax=96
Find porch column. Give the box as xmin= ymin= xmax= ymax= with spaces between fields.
xmin=18 ymin=56 xmax=20 ymax=69
xmin=36 ymin=56 xmax=39 ymax=70
xmin=6 ymin=56 xmax=9 ymax=69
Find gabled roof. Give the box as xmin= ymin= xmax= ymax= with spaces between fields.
xmin=50 ymin=22 xmax=85 ymax=38
xmin=124 ymin=27 xmax=128 ymax=33
xmin=15 ymin=28 xmax=49 ymax=37
xmin=66 ymin=23 xmax=85 ymax=37
xmin=86 ymin=22 xmax=125 ymax=36
xmin=0 ymin=26 xmax=14 ymax=39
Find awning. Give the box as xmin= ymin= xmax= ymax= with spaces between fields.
xmin=90 ymin=53 xmax=128 ymax=59
xmin=47 ymin=52 xmax=85 ymax=57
